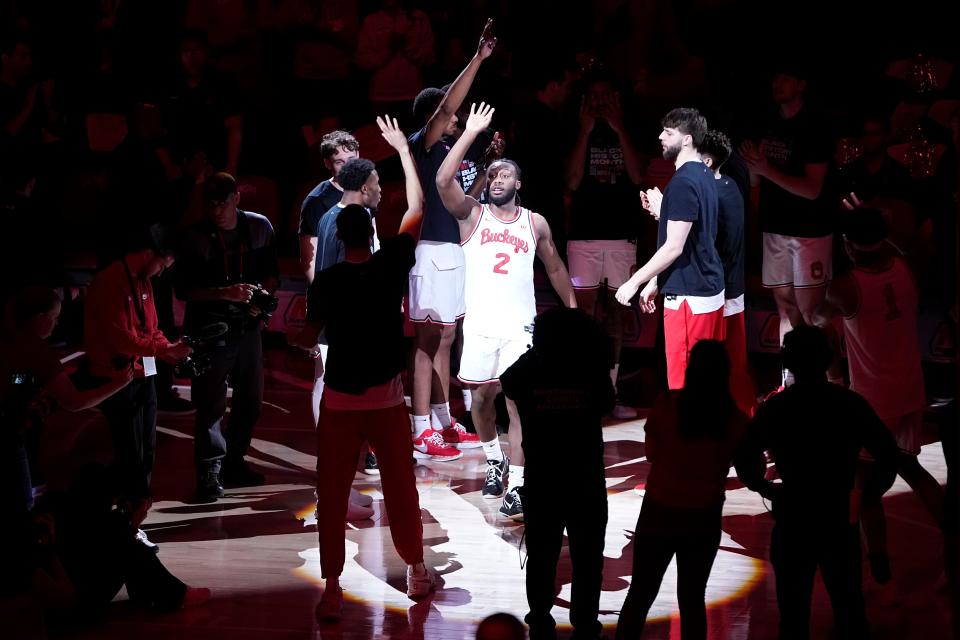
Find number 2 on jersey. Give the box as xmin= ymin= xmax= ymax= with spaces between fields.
xmin=493 ymin=253 xmax=510 ymax=274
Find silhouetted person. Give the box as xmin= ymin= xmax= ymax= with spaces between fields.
xmin=616 ymin=340 xmax=748 ymax=640
xmin=476 ymin=612 xmax=527 ymax=640
xmin=500 ymin=307 xmax=614 ymax=640
xmin=735 ymin=325 xmax=899 ymax=640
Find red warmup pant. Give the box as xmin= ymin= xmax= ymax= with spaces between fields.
xmin=724 ymin=311 xmax=757 ymax=416
xmin=316 ymin=400 xmax=424 ymax=579
xmin=663 ymin=300 xmax=725 ymax=390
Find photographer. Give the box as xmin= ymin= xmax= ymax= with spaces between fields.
xmin=175 ymin=173 xmax=279 ymax=501
xmin=1 ymin=287 xmax=133 ymax=514
xmin=83 ymin=233 xmax=192 ymax=549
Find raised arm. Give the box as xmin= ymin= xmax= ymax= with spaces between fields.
xmin=533 ymin=212 xmax=577 ymax=308
xmin=436 ymin=102 xmax=493 ymax=220
xmin=602 ymin=92 xmax=643 ymax=184
xmin=377 ymin=114 xmax=423 ymax=237
xmin=423 ymin=19 xmax=496 ymax=150
xmin=565 ymin=97 xmax=595 ymax=191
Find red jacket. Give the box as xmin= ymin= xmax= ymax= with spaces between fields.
xmin=84 ymin=255 xmax=170 ymax=377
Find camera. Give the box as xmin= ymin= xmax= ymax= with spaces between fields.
xmin=173 ymin=322 xmax=229 ymax=378
xmin=250 ymin=285 xmax=279 ymax=322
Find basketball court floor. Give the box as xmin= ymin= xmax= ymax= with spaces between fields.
xmin=37 ymin=347 xmax=953 ymax=640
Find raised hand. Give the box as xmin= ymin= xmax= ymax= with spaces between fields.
xmin=841 ymin=191 xmax=863 ymax=211
xmin=603 ymin=92 xmax=626 ymax=133
xmin=377 ymin=114 xmax=408 ymax=153
xmin=476 ymin=18 xmax=497 ymax=59
xmin=465 ymin=102 xmax=495 ymax=134
xmin=482 ymin=131 xmax=505 ymax=166
xmin=579 ymin=96 xmax=595 ymax=134
xmin=644 ymin=187 xmax=663 ymax=220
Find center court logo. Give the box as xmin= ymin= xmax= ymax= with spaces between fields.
xmin=480 ymin=228 xmax=529 ymax=253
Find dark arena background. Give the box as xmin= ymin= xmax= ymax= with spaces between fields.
xmin=0 ymin=1 xmax=957 ymax=639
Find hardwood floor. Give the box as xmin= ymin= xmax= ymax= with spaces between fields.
xmin=35 ymin=353 xmax=954 ymax=640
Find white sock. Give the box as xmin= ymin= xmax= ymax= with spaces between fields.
xmin=610 ymin=363 xmax=619 ymax=389
xmin=782 ymin=368 xmax=795 ymax=388
xmin=482 ymin=437 xmax=503 ymax=463
xmin=412 ymin=415 xmax=432 ymax=438
xmin=462 ymin=389 xmax=472 ymax=412
xmin=509 ymin=465 xmax=524 ymax=487
xmin=430 ymin=402 xmax=451 ymax=430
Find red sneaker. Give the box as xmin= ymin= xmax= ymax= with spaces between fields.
xmin=413 ymin=429 xmax=463 ymax=461
xmin=441 ymin=420 xmax=482 ymax=449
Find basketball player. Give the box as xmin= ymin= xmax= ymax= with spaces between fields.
xmin=616 ymin=108 xmax=724 ymax=390
xmin=436 ymin=102 xmax=577 ymax=520
xmin=816 ymin=206 xmax=943 ymax=595
xmin=406 ymin=20 xmax=497 ymax=461
xmin=699 ymin=130 xmax=756 ymax=415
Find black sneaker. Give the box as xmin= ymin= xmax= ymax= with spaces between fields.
xmin=221 ymin=459 xmax=265 ymax=487
xmin=363 ymin=452 xmax=380 ymax=476
xmin=196 ymin=472 xmax=224 ymax=501
xmin=499 ymin=486 xmax=524 ymax=522
xmin=157 ymin=395 xmax=196 ymax=416
xmin=482 ymin=457 xmax=508 ymax=499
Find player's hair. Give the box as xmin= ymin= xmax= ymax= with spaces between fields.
xmin=700 ymin=130 xmax=733 ymax=170
xmin=661 ymin=107 xmax=709 ymax=148
xmin=337 ymin=158 xmax=376 ymax=192
xmin=412 ymin=87 xmax=445 ymax=124
xmin=781 ymin=325 xmax=833 ymax=379
xmin=678 ymin=340 xmax=734 ymax=439
xmin=486 ymin=158 xmax=522 ymax=181
xmin=319 ymin=130 xmax=359 ymax=159
xmin=336 ymin=204 xmax=373 ymax=249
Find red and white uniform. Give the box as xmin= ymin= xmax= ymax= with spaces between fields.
xmin=843 ymin=257 xmax=925 ymax=432
xmin=458 ymin=205 xmax=538 ymax=383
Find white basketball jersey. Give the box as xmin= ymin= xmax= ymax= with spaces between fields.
xmin=461 ymin=205 xmax=538 ymax=339
xmin=843 ymin=257 xmax=925 ymax=421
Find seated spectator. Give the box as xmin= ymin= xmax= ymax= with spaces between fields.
xmin=735 ymin=326 xmax=899 ymax=640
xmin=356 ymin=0 xmax=434 ymax=126
xmin=615 ymin=340 xmax=748 ymax=640
xmin=1 ymin=287 xmax=132 ymax=513
xmin=160 ymin=29 xmax=244 ymax=177
xmin=500 ymin=307 xmax=614 ymax=640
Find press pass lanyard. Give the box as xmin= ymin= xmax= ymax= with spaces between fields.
xmin=216 ymin=231 xmax=245 ymax=283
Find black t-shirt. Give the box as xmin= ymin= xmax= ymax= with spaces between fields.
xmin=569 ymin=124 xmax=640 ymax=241
xmin=175 ymin=211 xmax=279 ymax=332
xmin=716 ymin=176 xmax=745 ymax=300
xmin=758 ymin=108 xmax=832 ymax=238
xmin=408 ymin=127 xmax=460 ymax=244
xmin=298 ymin=180 xmax=344 ymax=237
xmin=500 ymin=349 xmax=614 ymax=495
xmin=735 ymin=382 xmax=898 ymax=524
xmin=658 ymin=161 xmax=724 ymax=297
xmin=306 ymin=234 xmax=416 ymax=394
xmin=0 ymin=334 xmax=63 ymax=448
